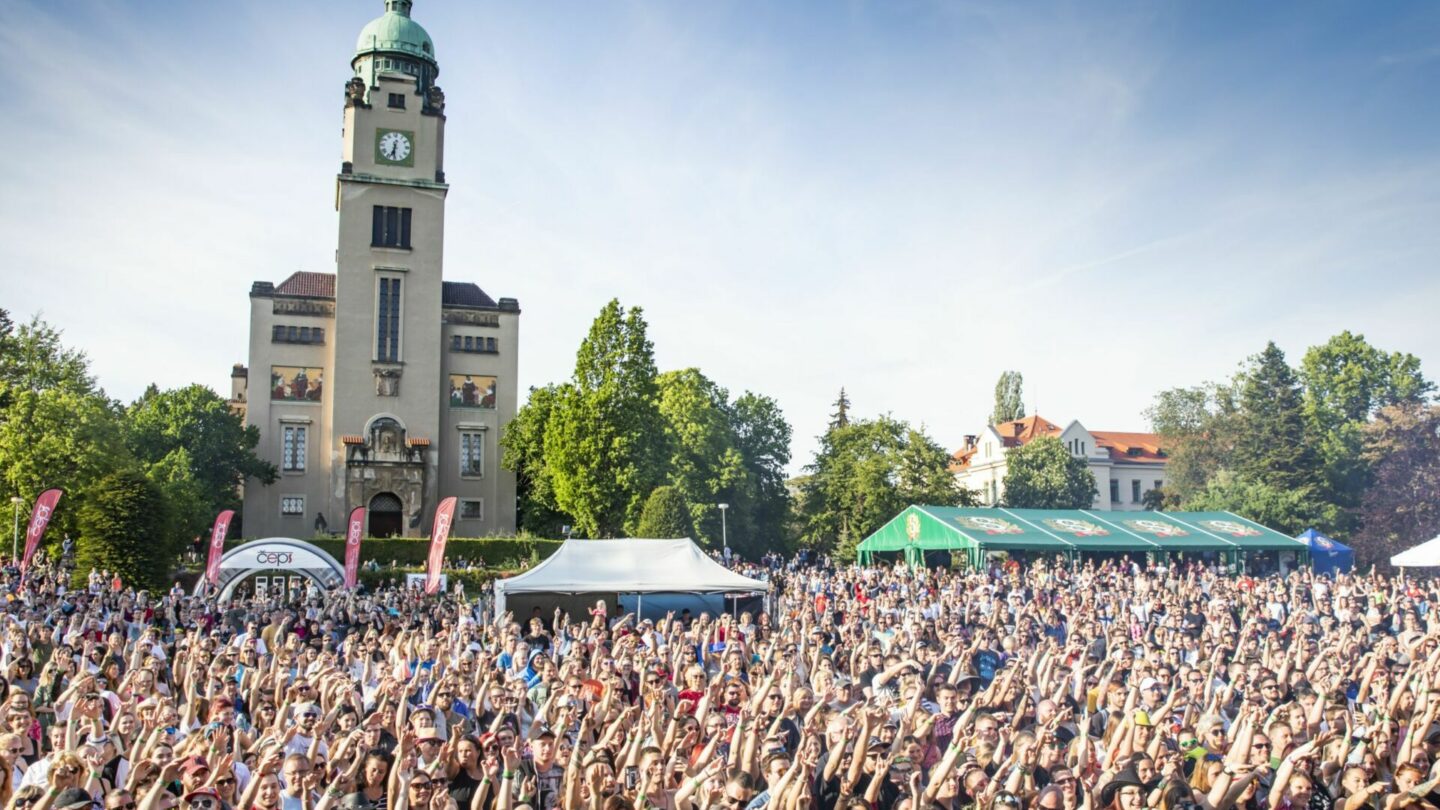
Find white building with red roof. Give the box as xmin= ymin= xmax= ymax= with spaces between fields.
xmin=951 ymin=415 xmax=1168 ymax=510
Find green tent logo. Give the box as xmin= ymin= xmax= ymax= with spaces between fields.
xmin=1122 ymin=519 xmax=1188 ymax=537
xmin=955 ymin=516 xmax=1023 ymax=535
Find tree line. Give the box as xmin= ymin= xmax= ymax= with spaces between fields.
xmin=500 ymin=300 xmax=792 ymax=558
xmin=0 ymin=309 xmax=273 ymax=590
xmin=1145 ymin=332 xmax=1435 ymax=563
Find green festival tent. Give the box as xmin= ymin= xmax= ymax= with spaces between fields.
xmin=855 ymin=506 xmax=1305 ymax=567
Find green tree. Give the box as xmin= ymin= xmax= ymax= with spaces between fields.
xmin=1352 ymin=404 xmax=1440 ymax=565
xmin=730 ymin=392 xmax=793 ymax=553
xmin=500 ymin=384 xmax=570 ymax=536
xmin=829 ymin=388 xmax=851 ymax=429
xmin=1300 ymin=332 xmax=1433 ymax=528
xmin=0 ymin=384 xmax=129 ymax=543
xmin=76 ymin=468 xmax=173 ymax=591
xmin=798 ymin=415 xmax=967 ymax=560
xmin=992 ymin=371 xmax=1026 ymax=424
xmin=1145 ymin=382 xmax=1243 ymax=506
xmin=1184 ymin=469 xmax=1333 ymax=537
xmin=1232 ymin=342 xmax=1321 ymax=496
xmin=656 ymin=369 xmax=743 ymax=546
xmin=0 ymin=313 xmax=97 ymax=397
xmin=635 ymin=485 xmax=695 ymax=538
xmin=1001 ymin=436 xmax=1097 ymax=508
xmin=124 ymin=384 xmax=275 ymax=524
xmin=545 ymin=300 xmax=667 ymax=537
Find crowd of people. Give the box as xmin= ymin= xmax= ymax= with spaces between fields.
xmin=1 ymin=551 xmax=1436 ymax=810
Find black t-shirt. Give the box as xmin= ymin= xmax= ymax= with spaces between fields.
xmin=448 ymin=769 xmax=481 ymax=809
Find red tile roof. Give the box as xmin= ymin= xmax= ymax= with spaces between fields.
xmin=949 ymin=416 xmax=1165 ymax=471
xmin=1092 ymin=431 xmax=1168 ymax=464
xmin=950 ymin=415 xmax=1062 ymax=471
xmin=406 ymin=437 xmax=431 ymax=447
xmin=341 ymin=435 xmax=365 ymax=445
xmin=275 ymin=271 xmax=336 ymax=299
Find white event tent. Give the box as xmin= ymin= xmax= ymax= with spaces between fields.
xmin=1391 ymin=535 xmax=1440 ymax=567
xmin=492 ymin=538 xmax=770 ymax=620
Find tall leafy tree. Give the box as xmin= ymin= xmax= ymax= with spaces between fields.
xmin=124 ymin=384 xmax=275 ymax=522
xmin=799 ymin=415 xmax=966 ymax=560
xmin=76 ymin=468 xmax=173 ymax=591
xmin=992 ymin=371 xmax=1026 ymax=424
xmin=656 ymin=369 xmax=743 ymax=546
xmin=1300 ymin=332 xmax=1433 ymax=528
xmin=0 ymin=385 xmax=129 ymax=544
xmin=1145 ymin=381 xmax=1243 ymax=506
xmin=500 ymin=384 xmax=570 ymax=536
xmin=1352 ymin=404 xmax=1440 ymax=565
xmin=545 ymin=300 xmax=667 ymax=537
xmin=730 ymin=392 xmax=793 ymax=553
xmin=1001 ymin=436 xmax=1097 ymax=509
xmin=0 ymin=313 xmax=96 ymax=398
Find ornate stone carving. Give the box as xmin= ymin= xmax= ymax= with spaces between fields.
xmin=273 ymin=299 xmax=335 ymax=317
xmin=374 ymin=368 xmax=402 ymax=397
xmin=426 ymin=85 xmax=446 ymax=113
xmin=345 ymin=77 xmax=367 ymax=107
xmin=344 ymin=417 xmax=430 ymax=537
xmin=442 ymin=310 xmax=499 ymax=327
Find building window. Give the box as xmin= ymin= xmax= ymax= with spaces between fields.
xmin=1131 ymin=479 xmax=1142 ymax=503
xmin=464 ymin=335 xmax=474 ymax=351
xmin=371 ymin=205 xmax=412 ymax=248
xmin=460 ymin=499 xmax=483 ymax=520
xmin=282 ymin=425 xmax=307 ymax=472
xmin=376 ymin=277 xmax=402 ymax=361
xmin=460 ymin=432 xmax=484 ymax=476
xmin=486 ymin=337 xmax=496 ymax=352
xmin=272 ymin=326 xmax=325 ymax=345
xmin=281 ymin=496 xmax=305 ymax=516
xmin=388 ymin=92 xmax=405 ymax=109
xmin=1110 ymin=479 xmax=1120 ymax=504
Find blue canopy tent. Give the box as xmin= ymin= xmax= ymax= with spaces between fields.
xmin=1298 ymin=529 xmax=1353 ymax=575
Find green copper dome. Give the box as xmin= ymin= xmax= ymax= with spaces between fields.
xmin=354 ymin=0 xmax=437 ymax=70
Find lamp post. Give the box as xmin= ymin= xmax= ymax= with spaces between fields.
xmin=717 ymin=503 xmax=729 ymax=559
xmin=10 ymin=496 xmax=23 ymax=563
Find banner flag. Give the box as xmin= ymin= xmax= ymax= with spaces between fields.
xmin=426 ymin=497 xmax=457 ymax=595
xmin=205 ymin=510 xmax=235 ymax=586
xmin=344 ymin=507 xmax=366 ymax=588
xmin=20 ymin=488 xmax=63 ymax=575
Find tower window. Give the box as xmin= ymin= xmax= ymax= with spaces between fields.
xmin=282 ymin=425 xmax=307 ymax=472
xmin=371 ymin=205 xmax=412 ymax=249
xmin=460 ymin=432 xmax=484 ymax=477
xmin=388 ymin=93 xmax=405 ymax=109
xmin=376 ymin=277 xmax=402 ymax=362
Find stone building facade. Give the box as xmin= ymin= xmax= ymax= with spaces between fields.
xmin=233 ymin=0 xmax=518 ymax=539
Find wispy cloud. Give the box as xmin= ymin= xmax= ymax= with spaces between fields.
xmin=1 ymin=0 xmax=1437 ymax=473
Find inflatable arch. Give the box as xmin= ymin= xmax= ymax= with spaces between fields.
xmin=195 ymin=537 xmax=346 ymax=600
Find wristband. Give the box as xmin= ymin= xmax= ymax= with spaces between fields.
xmin=503 ymin=770 xmax=515 ymax=779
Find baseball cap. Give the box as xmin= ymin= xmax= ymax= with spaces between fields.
xmin=1139 ymin=677 xmax=1161 ymax=692
xmin=53 ymin=789 xmax=97 ymax=810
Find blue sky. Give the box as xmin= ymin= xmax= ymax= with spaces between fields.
xmin=2 ymin=0 xmax=1438 ymax=473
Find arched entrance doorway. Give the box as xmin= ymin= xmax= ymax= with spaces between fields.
xmin=195 ymin=538 xmax=345 ymax=600
xmin=369 ymin=492 xmax=404 ymax=538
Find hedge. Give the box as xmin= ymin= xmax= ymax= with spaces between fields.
xmin=354 ymin=566 xmax=520 ymax=593
xmin=227 ymin=536 xmax=563 ymax=569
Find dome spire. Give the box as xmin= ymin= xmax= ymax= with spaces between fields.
xmin=385 ymin=0 xmax=413 ymax=17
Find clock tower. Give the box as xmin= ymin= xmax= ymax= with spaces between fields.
xmin=334 ymin=0 xmax=449 ymax=531
xmin=237 ymin=0 xmax=519 ymax=542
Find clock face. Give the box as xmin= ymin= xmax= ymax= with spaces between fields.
xmin=377 ymin=130 xmax=413 ymax=164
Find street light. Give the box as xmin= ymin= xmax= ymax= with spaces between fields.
xmin=717 ymin=503 xmax=729 ymax=560
xmin=9 ymin=496 xmax=23 ymax=563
